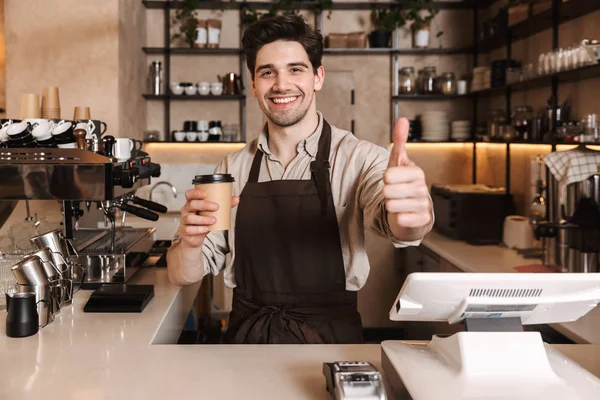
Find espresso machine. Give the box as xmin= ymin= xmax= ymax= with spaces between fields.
xmin=534 ymin=156 xmax=600 ymax=273
xmin=0 ymin=147 xmax=164 ymax=289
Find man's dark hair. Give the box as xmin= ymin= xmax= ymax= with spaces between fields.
xmin=241 ymin=14 xmax=324 ymax=80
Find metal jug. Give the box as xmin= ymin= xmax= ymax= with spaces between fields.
xmin=218 ymin=73 xmax=243 ymax=95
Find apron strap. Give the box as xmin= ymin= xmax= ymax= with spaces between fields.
xmin=248 ymin=147 xmax=264 ymax=183
xmin=247 ymin=119 xmax=334 ymax=215
xmin=311 ymin=120 xmax=333 ymax=216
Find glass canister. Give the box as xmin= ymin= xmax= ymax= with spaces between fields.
xmin=439 ymin=72 xmax=457 ymax=95
xmin=399 ymin=67 xmax=416 ymax=94
xmin=512 ymin=105 xmax=534 ymax=141
xmin=420 ymin=66 xmax=437 ymax=94
xmin=488 ymin=109 xmax=506 ymax=140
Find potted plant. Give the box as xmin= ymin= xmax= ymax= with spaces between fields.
xmin=172 ymin=0 xmax=199 ymax=48
xmin=370 ymin=8 xmax=404 ymax=48
xmin=403 ymin=0 xmax=441 ymax=48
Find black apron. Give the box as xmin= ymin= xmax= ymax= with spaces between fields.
xmin=223 ymin=120 xmax=363 ymax=344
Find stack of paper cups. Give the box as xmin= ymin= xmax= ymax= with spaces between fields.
xmin=41 ymin=87 xmax=60 ymax=119
xmin=20 ymin=93 xmax=41 ymax=120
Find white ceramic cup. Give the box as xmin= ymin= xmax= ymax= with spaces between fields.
xmin=0 ymin=128 xmax=9 ymax=142
xmin=197 ymin=131 xmax=209 ymax=142
xmin=57 ymin=142 xmax=77 ymax=149
xmin=7 ymin=121 xmax=29 ymax=137
xmin=170 ymin=82 xmax=184 ymax=95
xmin=197 ymin=120 xmax=209 ymax=131
xmin=174 ymin=131 xmax=186 ymax=142
xmin=457 ymin=80 xmax=468 ymax=95
xmin=52 ymin=121 xmax=72 ymax=136
xmin=211 ymin=82 xmax=223 ymax=96
xmin=198 ymin=82 xmax=210 ymax=96
xmin=186 ymin=131 xmax=197 ymax=142
xmin=24 ymin=118 xmax=48 ymax=129
xmin=184 ymin=85 xmax=197 ymax=96
xmin=32 ymin=122 xmax=54 ymax=140
xmin=113 ymin=138 xmax=134 ymax=161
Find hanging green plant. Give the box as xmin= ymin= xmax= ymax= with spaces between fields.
xmin=403 ymin=0 xmax=441 ymax=32
xmin=171 ymin=0 xmax=199 ymax=48
xmin=315 ymin=0 xmax=334 ymax=19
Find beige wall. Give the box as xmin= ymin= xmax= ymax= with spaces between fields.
xmin=119 ymin=0 xmax=146 ymax=138
xmin=0 ymin=0 xmax=5 ymax=116
xmin=5 ymin=0 xmax=120 ymax=129
xmin=4 ymin=0 xmax=145 ymax=139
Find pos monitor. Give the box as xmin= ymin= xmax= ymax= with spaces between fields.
xmin=381 ymin=273 xmax=600 ymax=400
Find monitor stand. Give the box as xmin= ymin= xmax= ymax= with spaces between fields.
xmin=381 ymin=320 xmax=600 ymax=400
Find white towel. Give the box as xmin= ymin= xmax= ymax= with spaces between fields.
xmin=545 ymin=148 xmax=600 ymax=207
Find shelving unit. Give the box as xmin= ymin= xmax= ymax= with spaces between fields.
xmin=143 ymin=0 xmax=477 ymax=143
xmin=143 ymin=94 xmax=246 ymax=100
xmin=143 ymin=2 xmax=249 ymax=143
xmin=143 ymin=0 xmax=600 ymax=156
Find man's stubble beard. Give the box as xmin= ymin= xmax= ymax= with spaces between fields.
xmin=262 ymin=92 xmax=314 ymax=128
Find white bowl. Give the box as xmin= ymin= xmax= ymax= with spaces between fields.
xmin=184 ymin=86 xmax=197 ymax=95
xmin=186 ymin=131 xmax=197 ymax=142
xmin=173 ymin=131 xmax=186 ymax=142
xmin=198 ymin=82 xmax=211 ymax=95
xmin=197 ymin=131 xmax=209 ymax=142
xmin=170 ymin=83 xmax=184 ymax=95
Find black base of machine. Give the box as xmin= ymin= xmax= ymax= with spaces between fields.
xmin=83 ymin=284 xmax=154 ymax=313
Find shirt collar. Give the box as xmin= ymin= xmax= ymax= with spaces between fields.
xmin=257 ymin=111 xmax=323 ymax=158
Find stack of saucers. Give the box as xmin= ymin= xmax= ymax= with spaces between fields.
xmin=451 ymin=120 xmax=472 ymax=141
xmin=421 ymin=111 xmax=449 ymax=141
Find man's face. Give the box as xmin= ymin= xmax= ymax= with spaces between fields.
xmin=252 ymin=40 xmax=324 ymax=127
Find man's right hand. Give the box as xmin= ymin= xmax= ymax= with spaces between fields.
xmin=178 ymin=189 xmax=240 ymax=249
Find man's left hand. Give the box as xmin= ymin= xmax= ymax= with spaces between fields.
xmin=383 ymin=118 xmax=432 ymax=240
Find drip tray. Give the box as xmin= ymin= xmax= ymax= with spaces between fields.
xmin=83 ymin=284 xmax=154 ymax=313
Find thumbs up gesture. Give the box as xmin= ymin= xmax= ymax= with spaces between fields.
xmin=383 ymin=118 xmax=432 ymax=239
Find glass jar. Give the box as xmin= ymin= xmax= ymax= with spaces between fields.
xmin=420 ymin=66 xmax=437 ymax=94
xmin=398 ymin=67 xmax=416 ymax=94
xmin=488 ymin=109 xmax=506 ymax=140
xmin=512 ymin=105 xmax=535 ymax=141
xmin=438 ymin=72 xmax=456 ymax=95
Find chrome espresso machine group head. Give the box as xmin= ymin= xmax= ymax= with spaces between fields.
xmin=0 ymin=148 xmax=164 ymax=288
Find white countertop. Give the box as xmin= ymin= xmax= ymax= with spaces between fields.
xmin=1 ymin=268 xmax=599 ymax=400
xmin=422 ymin=231 xmax=600 ymax=345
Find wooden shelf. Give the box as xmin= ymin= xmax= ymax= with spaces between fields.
xmin=478 ymin=0 xmax=600 ymax=53
xmin=143 ymin=47 xmax=243 ymax=54
xmin=143 ymin=1 xmax=474 ymax=11
xmin=145 ymin=47 xmax=472 ymax=56
xmin=324 ymin=47 xmax=472 ymax=55
xmin=406 ymin=140 xmax=600 ymax=146
xmin=143 ymin=94 xmax=246 ymax=100
xmin=145 ymin=141 xmax=247 ymax=144
xmin=470 ymin=63 xmax=600 ymax=97
xmin=392 ymin=94 xmax=470 ymax=101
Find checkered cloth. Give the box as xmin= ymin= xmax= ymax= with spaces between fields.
xmin=545 ymin=148 xmax=600 ymax=206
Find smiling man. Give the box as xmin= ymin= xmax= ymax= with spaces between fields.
xmin=167 ymin=15 xmax=434 ymax=344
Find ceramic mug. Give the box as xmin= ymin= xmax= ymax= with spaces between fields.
xmin=211 ymin=82 xmax=223 ymax=96
xmin=31 ymin=121 xmax=54 ymax=141
xmin=173 ymin=131 xmax=186 ymax=142
xmin=113 ymin=138 xmax=134 ymax=161
xmin=170 ymin=82 xmax=184 ymax=95
xmin=198 ymin=82 xmax=211 ymax=96
xmin=186 ymin=131 xmax=197 ymax=142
